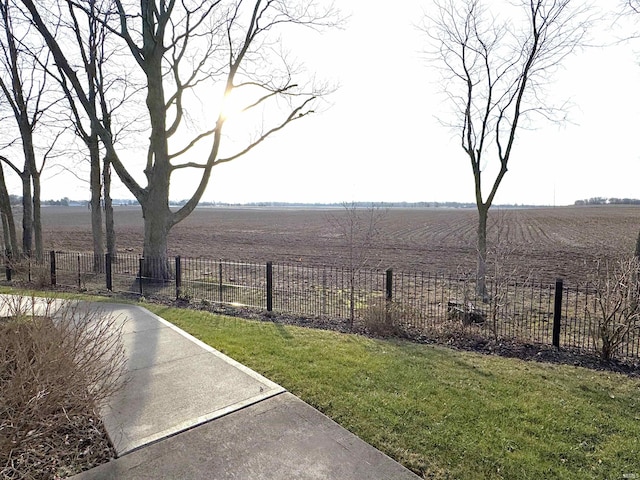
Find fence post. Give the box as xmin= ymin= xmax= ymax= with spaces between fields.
xmin=105 ymin=253 xmax=112 ymax=291
xmin=385 ymin=268 xmax=393 ymax=301
xmin=266 ymin=261 xmax=273 ymax=312
xmin=322 ymin=268 xmax=327 ymax=316
xmin=138 ymin=258 xmax=144 ymax=296
xmin=552 ymin=278 xmax=563 ymax=349
xmin=50 ymin=250 xmax=56 ymax=286
xmin=77 ymin=253 xmax=82 ymax=288
xmin=218 ymin=259 xmax=223 ymax=302
xmin=175 ymin=256 xmax=182 ymax=300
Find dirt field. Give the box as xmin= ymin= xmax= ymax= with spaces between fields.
xmin=37 ymin=204 xmax=639 ymax=283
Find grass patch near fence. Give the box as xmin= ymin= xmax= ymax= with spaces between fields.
xmin=147 ymin=305 xmax=640 ymax=480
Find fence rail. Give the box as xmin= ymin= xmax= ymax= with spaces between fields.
xmin=3 ymin=251 xmax=639 ymax=362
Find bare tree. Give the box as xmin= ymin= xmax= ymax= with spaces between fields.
xmin=50 ymin=0 xmax=130 ymax=267
xmin=19 ymin=0 xmax=338 ymax=278
xmin=329 ymin=202 xmax=385 ymax=330
xmin=0 ymin=0 xmax=63 ymax=261
xmin=425 ymin=0 xmax=591 ymax=297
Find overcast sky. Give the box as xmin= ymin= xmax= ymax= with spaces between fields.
xmin=36 ymin=0 xmax=640 ymax=206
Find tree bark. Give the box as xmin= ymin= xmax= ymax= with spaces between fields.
xmin=31 ymin=171 xmax=42 ymax=262
xmin=89 ymin=134 xmax=104 ymax=270
xmin=20 ymin=171 xmax=32 ymax=257
xmin=16 ymin=118 xmax=43 ymax=261
xmin=476 ymin=204 xmax=489 ymax=299
xmin=103 ymin=157 xmax=116 ymax=259
xmin=0 ymin=162 xmax=17 ymax=256
xmin=137 ymin=8 xmax=173 ymax=279
xmin=141 ymin=198 xmax=172 ymax=280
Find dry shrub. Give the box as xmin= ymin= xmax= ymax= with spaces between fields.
xmin=0 ymin=297 xmax=127 ymax=479
xmin=6 ymin=259 xmax=50 ymax=288
xmin=29 ymin=264 xmax=51 ymax=289
xmin=587 ymin=258 xmax=640 ymax=361
xmin=359 ymin=300 xmax=416 ymax=337
xmin=434 ymin=309 xmax=484 ymax=339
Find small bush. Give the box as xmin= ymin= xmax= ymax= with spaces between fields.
xmin=359 ymin=300 xmax=414 ymax=337
xmin=587 ymin=258 xmax=640 ymax=361
xmin=0 ymin=297 xmax=127 ymax=479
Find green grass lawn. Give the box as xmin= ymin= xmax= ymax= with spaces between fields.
xmin=144 ymin=305 xmax=640 ymax=480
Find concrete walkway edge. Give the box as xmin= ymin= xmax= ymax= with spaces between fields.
xmin=63 ymin=301 xmax=421 ymax=479
xmin=135 ymin=305 xmax=284 ymax=392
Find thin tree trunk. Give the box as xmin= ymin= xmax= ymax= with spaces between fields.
xmin=103 ymin=157 xmax=116 ymax=259
xmin=20 ymin=127 xmax=41 ymax=261
xmin=32 ymin=173 xmax=43 ymax=262
xmin=21 ymin=172 xmax=32 ymax=257
xmin=1 ymin=213 xmax=10 ymax=258
xmin=0 ymin=162 xmax=17 ymax=256
xmin=349 ymin=277 xmax=355 ymax=331
xmin=477 ymin=205 xmax=489 ymax=299
xmin=89 ymin=135 xmax=104 ymax=271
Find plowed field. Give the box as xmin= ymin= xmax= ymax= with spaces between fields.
xmin=40 ymin=205 xmax=639 ymax=283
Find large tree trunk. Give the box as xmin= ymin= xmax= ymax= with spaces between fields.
xmin=139 ymin=17 xmax=173 ymax=281
xmin=103 ymin=157 xmax=116 ymax=259
xmin=476 ymin=205 xmax=489 ymax=299
xmin=141 ymin=197 xmax=172 ymax=280
xmin=0 ymin=162 xmax=18 ymax=256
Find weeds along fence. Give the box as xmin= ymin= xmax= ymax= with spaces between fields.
xmin=3 ymin=251 xmax=639 ymax=361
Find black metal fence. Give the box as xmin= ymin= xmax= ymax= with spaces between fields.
xmin=3 ymin=251 xmax=640 ymax=362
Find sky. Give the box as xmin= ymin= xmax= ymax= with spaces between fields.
xmin=31 ymin=0 xmax=640 ymax=206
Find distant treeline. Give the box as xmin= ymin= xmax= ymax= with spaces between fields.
xmin=196 ymin=201 xmax=481 ymax=208
xmin=30 ymin=196 xmax=640 ymax=208
xmin=10 ymin=197 xmax=141 ymax=207
xmin=574 ymin=197 xmax=640 ymax=206
xmin=174 ymin=201 xmax=545 ymax=209
xmin=12 ymin=198 xmax=554 ymax=208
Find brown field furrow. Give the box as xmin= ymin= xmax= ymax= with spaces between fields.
xmin=22 ymin=205 xmax=640 ymax=284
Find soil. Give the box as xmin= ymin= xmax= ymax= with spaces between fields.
xmin=40 ymin=204 xmax=640 ymax=284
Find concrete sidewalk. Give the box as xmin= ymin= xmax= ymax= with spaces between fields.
xmin=60 ymin=302 xmax=420 ymax=479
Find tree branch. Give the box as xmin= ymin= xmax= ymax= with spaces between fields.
xmin=214 ymin=95 xmax=316 ymax=166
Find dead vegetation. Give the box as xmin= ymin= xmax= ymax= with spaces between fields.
xmin=359 ymin=300 xmax=417 ymax=337
xmin=587 ymin=258 xmax=640 ymax=361
xmin=0 ymin=296 xmax=127 ymax=479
